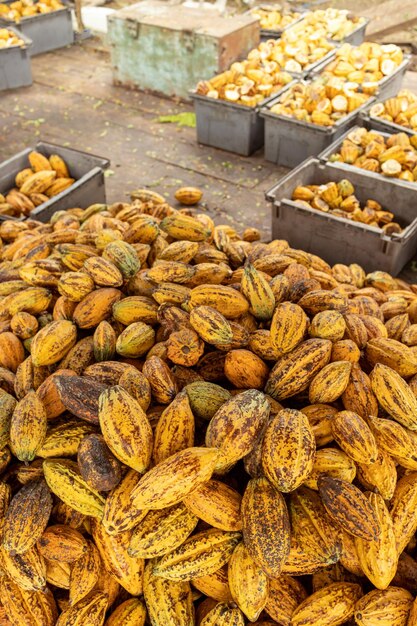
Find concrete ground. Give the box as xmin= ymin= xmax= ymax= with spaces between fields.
xmin=1 ymin=38 xmax=417 ymax=278
xmin=0 ymin=38 xmax=292 ymax=237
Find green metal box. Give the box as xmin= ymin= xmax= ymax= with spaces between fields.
xmin=107 ymin=1 xmax=260 ymax=99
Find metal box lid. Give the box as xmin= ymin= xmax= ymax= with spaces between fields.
xmin=108 ymin=0 xmax=259 ymax=37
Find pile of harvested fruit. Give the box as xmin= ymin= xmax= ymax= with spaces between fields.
xmin=370 ymin=90 xmax=417 ymax=131
xmin=0 ymin=186 xmax=417 ymax=625
xmin=0 ymin=150 xmax=75 ymax=218
xmin=269 ymin=80 xmax=370 ymax=126
xmin=268 ymin=29 xmax=335 ymax=74
xmin=250 ymin=6 xmax=301 ymax=32
xmin=195 ymin=62 xmax=293 ymax=106
xmin=0 ymin=0 xmax=65 ymax=21
xmin=291 ymin=178 xmax=403 ymax=232
xmin=329 ymin=127 xmax=417 ymax=181
xmin=0 ymin=27 xmax=24 ymax=46
xmin=195 ymin=36 xmax=334 ymax=105
xmin=288 ymin=9 xmax=366 ymax=42
xmin=315 ymin=42 xmax=405 ymax=94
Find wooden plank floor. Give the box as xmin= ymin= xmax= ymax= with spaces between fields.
xmin=1 ymin=37 xmax=417 ymax=269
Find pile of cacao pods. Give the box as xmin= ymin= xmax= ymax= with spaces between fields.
xmin=314 ymin=42 xmax=404 ymax=95
xmin=329 ymin=127 xmax=417 ymax=181
xmin=0 ymin=185 xmax=416 ymax=626
xmin=291 ymin=178 xmax=402 ymax=233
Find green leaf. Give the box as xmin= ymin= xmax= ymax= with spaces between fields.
xmin=154 ymin=112 xmax=196 ymax=128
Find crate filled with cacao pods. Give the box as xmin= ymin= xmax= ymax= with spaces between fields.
xmin=191 ymin=34 xmax=335 ymax=156
xmin=266 ymin=156 xmax=417 ymax=273
xmin=0 ymin=25 xmax=32 ymax=90
xmin=284 ymin=8 xmax=368 ymax=46
xmin=311 ymin=42 xmax=411 ymax=101
xmin=361 ymin=89 xmax=417 ymax=137
xmin=249 ymin=5 xmax=305 ymax=40
xmin=0 ymin=0 xmax=73 ymax=55
xmin=261 ymin=80 xmax=373 ymax=167
xmin=0 ymin=142 xmax=110 ymax=222
xmin=320 ymin=125 xmax=417 ymax=186
xmin=0 ymin=184 xmax=417 ymax=625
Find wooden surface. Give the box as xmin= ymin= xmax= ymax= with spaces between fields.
xmin=362 ymin=0 xmax=417 ymax=38
xmin=1 ymin=37 xmax=417 ymax=280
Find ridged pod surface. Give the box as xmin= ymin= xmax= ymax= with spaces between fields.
xmin=31 ymin=320 xmax=77 ymax=366
xmin=69 ymin=541 xmax=101 ymax=606
xmin=241 ymin=477 xmax=290 ymax=578
xmin=291 ymin=582 xmax=363 ymax=626
xmin=309 ymin=361 xmax=352 ymax=404
xmin=228 ymin=542 xmax=268 ymax=621
xmin=2 ymin=478 xmax=52 ymax=555
xmin=331 ymin=410 xmax=378 ymax=465
xmin=43 ymin=459 xmax=105 ymax=519
xmin=98 ymin=385 xmax=153 ymax=473
xmin=265 ymin=575 xmax=307 ymax=625
xmin=265 ymin=339 xmax=332 ymax=400
xmin=355 ymin=492 xmax=398 ymax=590
xmin=370 ymin=364 xmax=417 ymax=430
xmin=55 ymin=591 xmax=108 ymax=626
xmin=284 ymin=487 xmax=342 ymax=575
xmin=130 ymin=447 xmax=219 ymax=511
xmin=241 ymin=263 xmax=275 ymax=321
xmin=153 ymin=390 xmax=195 ymax=465
xmin=354 ymin=587 xmax=413 ymax=626
xmin=104 ymin=598 xmax=146 ymax=626
xmin=91 ymin=519 xmax=144 ymax=596
xmin=318 ymin=476 xmax=380 ymax=541
xmin=183 ymin=480 xmax=242 ymax=531
xmin=153 ymin=529 xmax=241 ymax=581
xmin=205 ymin=389 xmax=270 ymax=473
xmin=192 ymin=565 xmax=232 ymax=602
xmin=270 ymin=302 xmax=308 ymax=355
xmin=10 ymin=391 xmax=47 ymax=462
xmin=200 ymin=603 xmax=245 ymax=626
xmin=37 ymin=525 xmax=87 ymax=564
xmin=128 ymin=503 xmax=198 ymax=559
xmin=390 ymin=472 xmax=417 ymax=555
xmin=189 ymin=285 xmax=249 ymax=319
xmin=143 ymin=559 xmax=194 ymax=626
xmin=262 ymin=408 xmax=316 ymax=492
xmin=0 ymin=578 xmax=57 ymax=626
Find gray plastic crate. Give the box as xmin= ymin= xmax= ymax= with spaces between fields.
xmin=265 ymin=157 xmax=417 ymax=275
xmin=261 ymin=88 xmax=374 ymax=167
xmin=191 ymin=81 xmax=296 ymax=156
xmin=310 ymin=54 xmax=411 ymax=99
xmin=0 ymin=141 xmax=110 ymax=223
xmin=0 ymin=2 xmax=74 ymax=55
xmin=318 ymin=124 xmax=417 ymax=189
xmin=0 ymin=26 xmax=32 ymax=90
